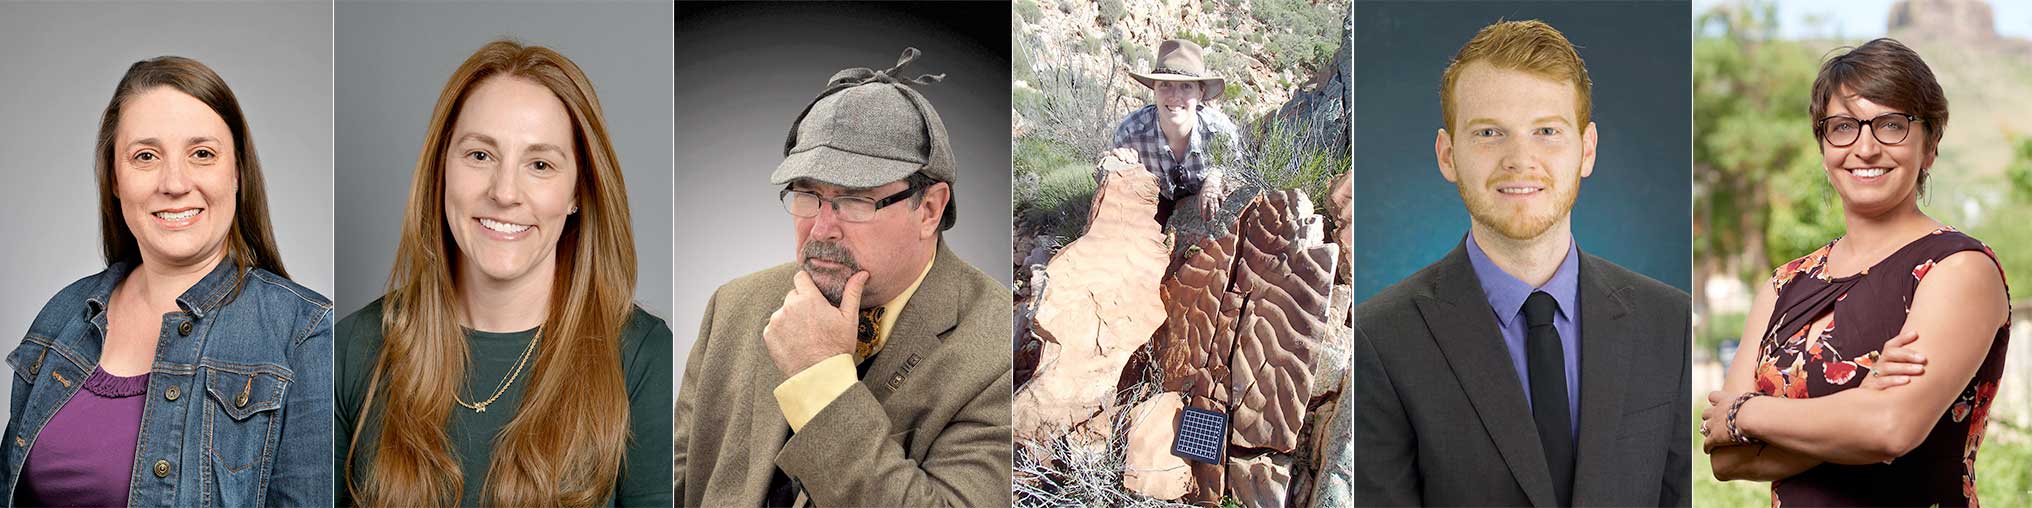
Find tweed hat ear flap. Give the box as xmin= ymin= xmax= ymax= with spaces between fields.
xmin=890 ymin=83 xmax=958 ymax=229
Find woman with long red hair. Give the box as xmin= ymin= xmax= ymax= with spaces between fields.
xmin=335 ymin=40 xmax=671 ymax=507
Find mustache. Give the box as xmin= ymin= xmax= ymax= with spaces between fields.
xmin=800 ymin=240 xmax=861 ymax=273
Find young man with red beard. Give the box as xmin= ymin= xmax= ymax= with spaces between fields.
xmin=1349 ymin=20 xmax=1692 ymax=507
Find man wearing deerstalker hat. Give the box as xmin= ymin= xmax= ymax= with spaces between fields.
xmin=1113 ymin=38 xmax=1243 ymax=224
xmin=675 ymin=48 xmax=1013 ymax=507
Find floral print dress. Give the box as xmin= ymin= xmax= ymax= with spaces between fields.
xmin=1754 ymin=227 xmax=2011 ymax=507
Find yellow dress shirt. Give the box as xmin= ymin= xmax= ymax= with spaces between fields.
xmin=772 ymin=255 xmax=934 ymax=431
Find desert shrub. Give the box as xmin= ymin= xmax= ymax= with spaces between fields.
xmin=1252 ymin=0 xmax=1343 ymax=73
xmin=1248 ymin=109 xmax=1349 ymax=216
xmin=1012 ymin=20 xmax=1034 ymax=82
xmin=1016 ymin=0 xmax=1044 ymax=23
xmin=1011 ymin=381 xmax=1175 ymax=508
xmin=1117 ymin=37 xmax=1153 ymax=68
xmin=1014 ymin=135 xmax=1099 ymax=239
xmin=1098 ymin=0 xmax=1126 ymax=24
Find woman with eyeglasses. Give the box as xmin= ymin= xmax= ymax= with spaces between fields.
xmin=1701 ymin=38 xmax=2010 ymax=507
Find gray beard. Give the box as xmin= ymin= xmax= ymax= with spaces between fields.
xmin=800 ymin=240 xmax=860 ymax=307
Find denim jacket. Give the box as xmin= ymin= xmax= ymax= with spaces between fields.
xmin=2 ymin=260 xmax=333 ymax=507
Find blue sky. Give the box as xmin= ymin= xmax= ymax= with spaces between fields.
xmin=1693 ymin=0 xmax=2032 ymax=40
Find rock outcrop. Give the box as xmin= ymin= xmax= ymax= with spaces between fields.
xmin=1013 ymin=149 xmax=1173 ymax=444
xmin=1157 ymin=232 xmax=1240 ymax=407
xmin=1226 ymin=453 xmax=1294 ymax=508
xmin=1327 ymin=171 xmax=1352 ymax=287
xmin=1013 ymin=5 xmax=1355 ymax=505
xmin=1889 ymin=0 xmax=1997 ymax=41
xmin=1226 ymin=190 xmax=1337 ymax=453
xmin=1122 ymin=392 xmax=1192 ymax=500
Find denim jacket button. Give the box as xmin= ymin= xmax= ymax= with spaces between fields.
xmin=177 ymin=321 xmax=193 ymax=336
xmin=164 ymin=386 xmax=180 ymax=401
xmin=152 ymin=459 xmax=171 ymax=478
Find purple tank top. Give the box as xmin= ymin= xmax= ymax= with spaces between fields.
xmin=18 ymin=367 xmax=148 ymax=507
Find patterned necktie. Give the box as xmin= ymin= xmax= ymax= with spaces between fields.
xmin=855 ymin=306 xmax=886 ymax=361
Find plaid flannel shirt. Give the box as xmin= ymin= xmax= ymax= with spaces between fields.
xmin=1111 ymin=104 xmax=1241 ymax=200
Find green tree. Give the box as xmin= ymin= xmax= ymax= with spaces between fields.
xmin=2010 ymin=137 xmax=2032 ymax=202
xmin=1693 ymin=1 xmax=1842 ymax=354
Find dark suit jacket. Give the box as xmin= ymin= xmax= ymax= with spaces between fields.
xmin=1350 ymin=241 xmax=1690 ymax=507
xmin=674 ymin=242 xmax=1013 ymax=507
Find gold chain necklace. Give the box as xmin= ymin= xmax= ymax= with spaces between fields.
xmin=456 ymin=329 xmax=541 ymax=413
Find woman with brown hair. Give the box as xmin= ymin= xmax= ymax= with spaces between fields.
xmin=2 ymin=56 xmax=333 ymax=506
xmin=1702 ymin=38 xmax=2011 ymax=506
xmin=335 ymin=40 xmax=671 ymax=507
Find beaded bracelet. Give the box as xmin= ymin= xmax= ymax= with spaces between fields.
xmin=1727 ymin=392 xmax=1765 ymax=445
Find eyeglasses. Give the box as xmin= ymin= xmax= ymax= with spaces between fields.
xmin=779 ymin=180 xmax=924 ymax=223
xmin=1816 ymin=113 xmax=1924 ymax=147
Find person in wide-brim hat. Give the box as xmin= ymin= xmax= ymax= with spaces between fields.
xmin=1128 ymin=39 xmax=1226 ymax=101
xmin=1113 ymin=38 xmax=1241 ymax=225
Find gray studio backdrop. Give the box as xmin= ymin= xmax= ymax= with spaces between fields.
xmin=0 ymin=2 xmax=335 ymax=412
xmin=672 ymin=2 xmax=1014 ymax=391
xmin=334 ymin=1 xmax=675 ymax=322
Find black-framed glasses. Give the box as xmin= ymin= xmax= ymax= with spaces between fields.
xmin=1816 ymin=113 xmax=1923 ymax=147
xmin=779 ymin=179 xmax=925 ymax=223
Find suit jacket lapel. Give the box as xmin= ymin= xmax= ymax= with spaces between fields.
xmin=1416 ymin=242 xmax=1557 ymax=508
xmin=860 ymin=242 xmax=964 ymax=403
xmin=1571 ymin=255 xmax=1636 ymax=506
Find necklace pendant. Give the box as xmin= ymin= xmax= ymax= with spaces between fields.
xmin=474 ymin=405 xmax=487 ymax=413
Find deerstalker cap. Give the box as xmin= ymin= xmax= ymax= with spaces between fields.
xmin=772 ymin=48 xmax=956 ymax=191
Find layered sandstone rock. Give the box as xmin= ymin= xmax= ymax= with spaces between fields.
xmin=1227 ymin=190 xmax=1338 ymax=453
xmin=1014 ymin=148 xmax=1172 ymax=442
xmin=1226 ymin=453 xmax=1294 ymax=508
xmin=1326 ymin=171 xmax=1353 ymax=287
xmin=1121 ymin=392 xmax=1192 ymax=500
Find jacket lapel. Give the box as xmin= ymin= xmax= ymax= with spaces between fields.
xmin=859 ymin=242 xmax=964 ymax=403
xmin=1416 ymin=242 xmax=1557 ymax=508
xmin=1571 ymin=255 xmax=1636 ymax=506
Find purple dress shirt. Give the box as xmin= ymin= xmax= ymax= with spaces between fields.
xmin=1465 ymin=233 xmax=1581 ymax=437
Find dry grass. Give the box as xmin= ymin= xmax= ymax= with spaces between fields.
xmin=1014 ymin=355 xmax=1202 ymax=508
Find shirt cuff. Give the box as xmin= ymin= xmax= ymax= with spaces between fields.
xmin=772 ymin=354 xmax=857 ymax=432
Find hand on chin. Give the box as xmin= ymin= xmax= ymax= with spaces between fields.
xmin=763 ymin=270 xmax=869 ymax=376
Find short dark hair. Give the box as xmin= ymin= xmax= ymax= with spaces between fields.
xmin=1809 ymin=38 xmax=1949 ymax=186
xmin=904 ymin=171 xmax=956 ymax=231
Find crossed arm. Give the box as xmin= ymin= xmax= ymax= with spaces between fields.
xmin=1706 ymin=251 xmax=2006 ymax=480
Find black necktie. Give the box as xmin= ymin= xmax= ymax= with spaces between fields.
xmin=1524 ymin=291 xmax=1574 ymax=507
